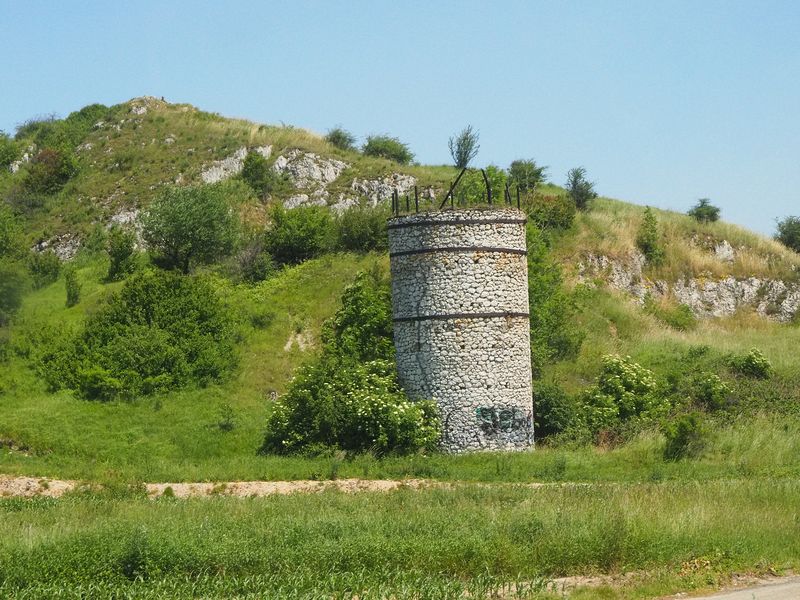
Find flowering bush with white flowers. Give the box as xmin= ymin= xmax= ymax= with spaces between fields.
xmin=580 ymin=354 xmax=669 ymax=433
xmin=260 ymin=268 xmax=441 ymax=455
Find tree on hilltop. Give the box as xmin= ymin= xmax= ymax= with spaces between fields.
xmin=448 ymin=125 xmax=479 ymax=169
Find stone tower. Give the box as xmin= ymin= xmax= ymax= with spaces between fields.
xmin=388 ymin=207 xmax=533 ymax=453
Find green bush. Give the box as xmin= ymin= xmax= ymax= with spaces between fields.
xmin=580 ymin=355 xmax=669 ymax=434
xmin=534 ymin=383 xmax=579 ymax=439
xmin=141 ymin=183 xmax=240 ymax=273
xmin=526 ymin=194 xmax=576 ymax=232
xmin=325 ymin=127 xmax=357 ymax=152
xmin=663 ymin=412 xmax=708 ymax=460
xmin=0 ymin=131 xmax=19 ymax=167
xmin=335 ymin=205 xmax=389 ymax=252
xmin=266 ymin=205 xmax=335 ymax=265
xmin=565 ymin=167 xmax=597 ymax=211
xmin=64 ymin=265 xmax=81 ymax=307
xmin=236 ymin=237 xmax=277 ymax=283
xmin=636 ymin=207 xmax=664 ymax=264
xmin=0 ymin=260 xmax=28 ymax=325
xmin=687 ymin=198 xmax=721 ymax=223
xmin=106 ymin=226 xmax=137 ymax=281
xmin=776 ymin=216 xmax=800 ymax=253
xmin=691 ymin=372 xmax=731 ymax=410
xmin=22 ymin=148 xmax=77 ymax=194
xmin=455 ymin=165 xmax=507 ymax=206
xmin=240 ymin=151 xmax=291 ymax=199
xmin=261 ymin=269 xmax=440 ymax=455
xmin=40 ymin=270 xmax=238 ymax=400
xmin=362 ymin=135 xmax=414 ymax=165
xmin=527 ymin=225 xmax=584 ymax=377
xmin=509 ymin=159 xmax=548 ymax=193
xmin=729 ymin=348 xmax=773 ymax=379
xmin=27 ymin=250 xmax=61 ymax=288
xmin=0 ymin=203 xmax=24 ymax=258
xmin=16 ymin=104 xmax=109 ymax=149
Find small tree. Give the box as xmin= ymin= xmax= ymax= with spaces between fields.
xmin=687 ymin=198 xmax=720 ymax=223
xmin=241 ymin=151 xmax=290 ymax=199
xmin=448 ymin=125 xmax=479 ymax=169
xmin=64 ymin=264 xmax=81 ymax=307
xmin=141 ymin=184 xmax=239 ymax=274
xmin=106 ymin=226 xmax=137 ymax=281
xmin=0 ymin=131 xmax=19 ymax=168
xmin=565 ymin=167 xmax=597 ymax=211
xmin=265 ymin=205 xmax=335 ymax=265
xmin=27 ymin=250 xmax=61 ymax=288
xmin=325 ymin=127 xmax=356 ymax=152
xmin=362 ymin=135 xmax=414 ymax=164
xmin=636 ymin=207 xmax=664 ymax=264
xmin=0 ymin=203 xmax=23 ymax=259
xmin=776 ymin=216 xmax=800 ymax=253
xmin=23 ymin=148 xmax=77 ymax=194
xmin=0 ymin=260 xmax=28 ymax=325
xmin=509 ymin=159 xmax=548 ymax=193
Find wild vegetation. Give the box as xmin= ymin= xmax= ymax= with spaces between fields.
xmin=1 ymin=97 xmax=800 ymax=598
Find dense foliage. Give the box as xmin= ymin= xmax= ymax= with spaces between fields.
xmin=527 ymin=225 xmax=583 ymax=377
xmin=565 ymin=166 xmax=597 ymax=210
xmin=265 ymin=205 xmax=335 ymax=265
xmin=27 ymin=249 xmax=61 ymax=288
xmin=0 ymin=260 xmax=27 ymax=326
xmin=22 ymin=147 xmax=77 ymax=194
xmin=525 ymin=194 xmax=576 ymax=232
xmin=41 ymin=270 xmax=238 ymax=401
xmin=0 ymin=131 xmax=19 ymax=167
xmin=448 ymin=125 xmax=479 ymax=169
xmin=64 ymin=264 xmax=81 ymax=308
xmin=457 ymin=165 xmax=507 ymax=206
xmin=775 ymin=215 xmax=800 ymax=253
xmin=335 ymin=204 xmax=389 ymax=252
xmin=362 ymin=135 xmax=414 ymax=165
xmin=241 ymin=151 xmax=291 ymax=199
xmin=141 ymin=183 xmax=240 ymax=273
xmin=105 ymin=226 xmax=137 ymax=281
xmin=325 ymin=127 xmax=356 ymax=151
xmin=261 ymin=269 xmax=440 ymax=455
xmin=636 ymin=206 xmax=664 ymax=264
xmin=508 ymin=159 xmax=548 ymax=192
xmin=688 ymin=198 xmax=721 ymax=223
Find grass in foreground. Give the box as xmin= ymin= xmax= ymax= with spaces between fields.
xmin=0 ymin=479 xmax=797 ymax=598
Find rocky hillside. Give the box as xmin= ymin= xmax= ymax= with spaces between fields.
xmin=3 ymin=96 xmax=799 ymax=321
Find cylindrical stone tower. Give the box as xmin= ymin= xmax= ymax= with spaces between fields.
xmin=388 ymin=207 xmax=533 ymax=453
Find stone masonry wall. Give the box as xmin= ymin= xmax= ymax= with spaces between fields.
xmin=388 ymin=208 xmax=533 ymax=453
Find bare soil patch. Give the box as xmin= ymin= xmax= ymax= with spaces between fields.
xmin=0 ymin=475 xmax=78 ymax=498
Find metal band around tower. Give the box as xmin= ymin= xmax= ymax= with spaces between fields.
xmin=389 ymin=246 xmax=528 ymax=258
xmin=393 ymin=311 xmax=530 ymax=323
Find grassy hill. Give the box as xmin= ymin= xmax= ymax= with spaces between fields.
xmin=2 ymin=98 xmax=800 ymax=598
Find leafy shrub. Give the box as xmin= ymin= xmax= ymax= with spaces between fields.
xmin=688 ymin=198 xmax=721 ymax=223
xmin=663 ymin=412 xmax=708 ymax=460
xmin=22 ymin=148 xmax=77 ymax=194
xmin=636 ymin=207 xmax=664 ymax=264
xmin=565 ymin=166 xmax=597 ymax=210
xmin=362 ymin=135 xmax=414 ymax=165
xmin=448 ymin=125 xmax=479 ymax=169
xmin=509 ymin=159 xmax=548 ymax=193
xmin=27 ymin=250 xmax=61 ymax=288
xmin=16 ymin=104 xmax=109 ymax=149
xmin=527 ymin=225 xmax=584 ymax=376
xmin=41 ymin=270 xmax=238 ymax=400
xmin=106 ymin=226 xmax=137 ymax=281
xmin=534 ymin=383 xmax=579 ymax=439
xmin=691 ymin=372 xmax=731 ymax=410
xmin=64 ymin=265 xmax=80 ymax=307
xmin=240 ymin=151 xmax=291 ymax=199
xmin=456 ymin=165 xmax=507 ymax=206
xmin=775 ymin=216 xmax=800 ymax=253
xmin=0 ymin=203 xmax=24 ymax=258
xmin=526 ymin=194 xmax=576 ymax=232
xmin=580 ymin=355 xmax=669 ymax=434
xmin=266 ymin=205 xmax=335 ymax=265
xmin=0 ymin=131 xmax=19 ymax=167
xmin=325 ymin=127 xmax=357 ymax=151
xmin=0 ymin=260 xmax=28 ymax=325
xmin=729 ymin=348 xmax=773 ymax=379
xmin=336 ymin=205 xmax=389 ymax=252
xmin=236 ymin=237 xmax=277 ymax=283
xmin=261 ymin=269 xmax=440 ymax=455
xmin=141 ymin=183 xmax=240 ymax=273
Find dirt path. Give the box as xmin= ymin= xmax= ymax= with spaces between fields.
xmin=687 ymin=576 xmax=800 ymax=599
xmin=0 ymin=475 xmax=79 ymax=498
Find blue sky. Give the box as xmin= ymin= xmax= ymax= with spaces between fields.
xmin=2 ymin=0 xmax=798 ymax=234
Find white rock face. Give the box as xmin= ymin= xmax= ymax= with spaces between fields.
xmin=351 ymin=173 xmax=416 ymax=204
xmin=388 ymin=208 xmax=532 ymax=453
xmin=283 ymin=194 xmax=327 ymax=209
xmin=32 ymin=234 xmax=80 ymax=261
xmin=579 ymin=252 xmax=800 ymax=322
xmin=200 ymin=146 xmax=274 ymax=184
xmin=272 ymin=149 xmax=348 ymax=188
xmin=714 ymin=240 xmax=736 ymax=262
